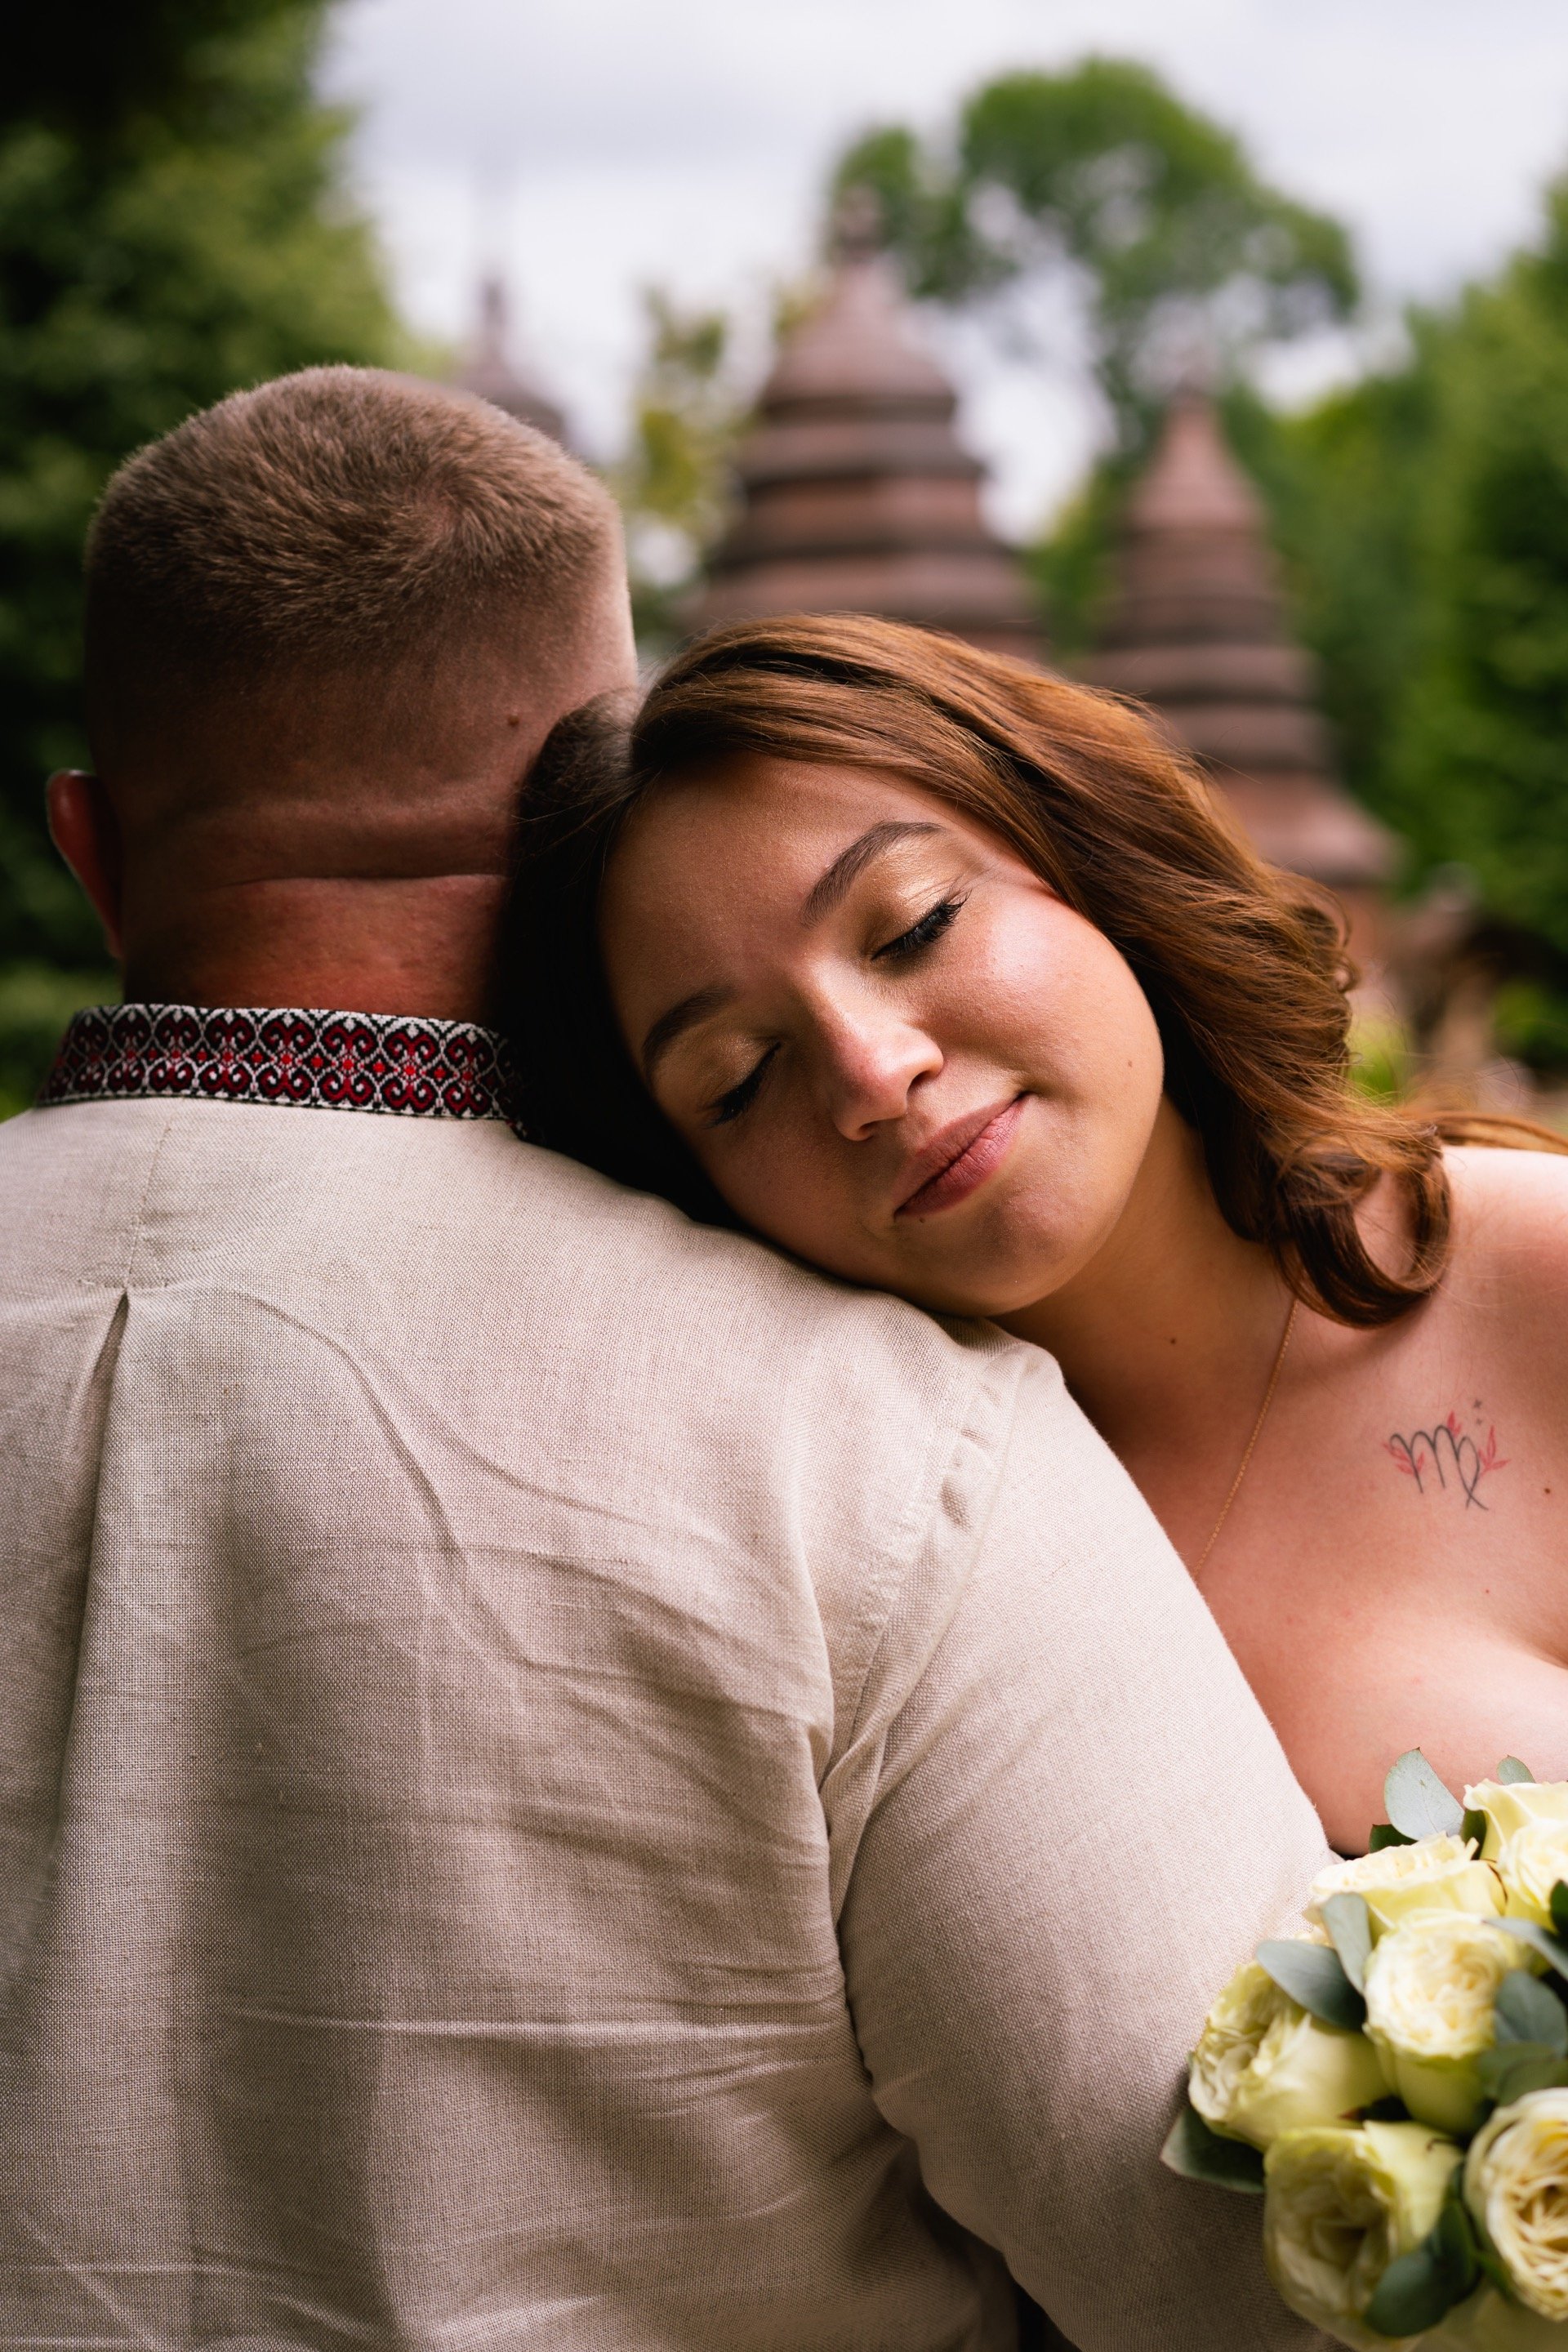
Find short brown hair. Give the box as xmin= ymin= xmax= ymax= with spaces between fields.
xmin=85 ymin=365 xmax=621 ymax=771
xmin=505 ymin=612 xmax=1548 ymax=1327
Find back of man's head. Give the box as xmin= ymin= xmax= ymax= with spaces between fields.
xmin=73 ymin=366 xmax=635 ymax=1013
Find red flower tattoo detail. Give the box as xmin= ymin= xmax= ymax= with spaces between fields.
xmin=1385 ymin=1411 xmax=1508 ymax=1510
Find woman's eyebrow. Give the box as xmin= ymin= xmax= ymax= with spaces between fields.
xmin=642 ymin=984 xmax=734 ymax=1085
xmin=801 ymin=821 xmax=942 ymax=926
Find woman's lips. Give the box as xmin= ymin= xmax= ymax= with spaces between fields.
xmin=894 ymin=1095 xmax=1026 ymax=1219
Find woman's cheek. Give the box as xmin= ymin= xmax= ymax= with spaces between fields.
xmin=782 ymin=1149 xmax=896 ymax=1284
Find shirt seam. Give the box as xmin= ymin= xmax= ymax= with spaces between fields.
xmin=838 ymin=1337 xmax=1028 ymax=1762
xmin=116 ymin=1107 xmax=179 ymax=1292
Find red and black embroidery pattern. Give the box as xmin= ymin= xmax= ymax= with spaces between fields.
xmin=38 ymin=1004 xmax=523 ymax=1126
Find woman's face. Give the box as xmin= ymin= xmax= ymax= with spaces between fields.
xmin=599 ymin=755 xmax=1166 ymax=1316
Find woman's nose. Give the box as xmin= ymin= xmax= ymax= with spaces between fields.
xmin=816 ymin=1007 xmax=942 ymax=1141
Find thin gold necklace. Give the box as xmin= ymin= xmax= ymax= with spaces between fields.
xmin=1195 ymin=1295 xmax=1300 ymax=1575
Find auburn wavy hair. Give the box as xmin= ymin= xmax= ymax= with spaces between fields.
xmin=499 ymin=612 xmax=1548 ymax=1327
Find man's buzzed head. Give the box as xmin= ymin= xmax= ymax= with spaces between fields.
xmin=85 ymin=365 xmax=630 ymax=808
xmin=70 ymin=367 xmax=636 ymax=1009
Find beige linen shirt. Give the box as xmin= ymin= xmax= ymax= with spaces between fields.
xmin=0 ymin=1089 xmax=1332 ymax=2351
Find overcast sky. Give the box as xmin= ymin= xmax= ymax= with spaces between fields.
xmin=323 ymin=0 xmax=1568 ymax=531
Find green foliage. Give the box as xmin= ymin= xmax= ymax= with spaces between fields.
xmin=1023 ymin=452 xmax=1133 ymax=657
xmin=1255 ymin=1939 xmax=1366 ymax=2032
xmin=1493 ymin=981 xmax=1568 ymax=1070
xmin=1223 ymin=363 xmax=1438 ymax=821
xmin=0 ymin=963 xmax=114 ymax=1120
xmin=1498 ymin=1917 xmax=1568 ymax=1981
xmin=1384 ymin=1750 xmax=1466 ymax=1841
xmin=12 ymin=0 xmax=319 ymax=141
xmin=616 ymin=289 xmax=744 ymax=652
xmin=1320 ymin=1893 xmax=1373 ymax=1994
xmin=826 ymin=125 xmax=991 ymax=305
xmin=1363 ymin=2175 xmax=1477 ymax=2339
xmin=1475 ymin=2041 xmax=1568 ymax=2102
xmin=1494 ymin=1968 xmax=1568 ymax=2053
xmin=1159 ymin=2100 xmax=1266 ymax=2193
xmin=852 ymin=62 xmax=1359 ymax=660
xmin=835 ymin=58 xmax=1356 ymax=448
xmin=0 ymin=0 xmax=399 ymax=1102
xmin=1389 ymin=181 xmax=1568 ymax=955
xmin=1232 ymin=181 xmax=1568 ymax=961
xmin=1349 ymin=1013 xmax=1416 ymax=1106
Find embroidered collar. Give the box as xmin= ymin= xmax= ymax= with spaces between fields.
xmin=38 ymin=1003 xmax=523 ymax=1127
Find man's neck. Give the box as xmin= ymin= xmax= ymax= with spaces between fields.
xmin=122 ymin=872 xmax=510 ymax=1024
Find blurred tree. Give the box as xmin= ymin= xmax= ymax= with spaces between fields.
xmin=0 ymin=0 xmax=398 ymax=1103
xmin=1020 ymin=456 xmax=1130 ymax=662
xmin=833 ymin=58 xmax=1357 ymax=450
xmin=1386 ymin=180 xmax=1568 ymax=957
xmin=1219 ymin=360 xmax=1439 ymax=819
xmin=615 ymin=289 xmax=741 ymax=651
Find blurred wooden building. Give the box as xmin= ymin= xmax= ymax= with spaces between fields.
xmin=688 ymin=209 xmax=1040 ymax=659
xmin=1084 ymin=394 xmax=1395 ymax=931
xmin=458 ymin=275 xmax=570 ymax=447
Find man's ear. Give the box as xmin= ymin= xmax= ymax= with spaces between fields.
xmin=47 ymin=771 xmax=124 ymax=960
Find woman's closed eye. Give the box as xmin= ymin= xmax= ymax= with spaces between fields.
xmin=874 ymin=893 xmax=966 ymax=963
xmin=705 ymin=1043 xmax=778 ymax=1128
xmin=701 ymin=894 xmax=967 ymax=1129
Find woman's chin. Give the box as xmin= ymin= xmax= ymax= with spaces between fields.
xmin=879 ymin=1246 xmax=1068 ymax=1325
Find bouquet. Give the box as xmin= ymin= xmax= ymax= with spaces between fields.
xmin=1164 ymin=1752 xmax=1568 ymax=2348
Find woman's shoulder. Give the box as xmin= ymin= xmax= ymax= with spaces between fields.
xmin=1441 ymin=1138 xmax=1568 ymax=1330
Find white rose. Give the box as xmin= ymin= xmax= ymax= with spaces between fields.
xmin=1364 ymin=1913 xmax=1522 ymax=2136
xmin=1463 ymin=2090 xmax=1568 ymax=2322
xmin=1311 ymin=1836 xmax=1502 ymax=1939
xmin=1190 ymin=1959 xmax=1387 ymax=2150
xmin=1496 ymin=1820 xmax=1568 ymax=1929
xmin=1466 ymin=1782 xmax=1568 ymax=1864
xmin=1263 ymin=2119 xmax=1462 ymax=2350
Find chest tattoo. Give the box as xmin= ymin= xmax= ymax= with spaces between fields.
xmin=1384 ymin=1408 xmax=1508 ymax=1510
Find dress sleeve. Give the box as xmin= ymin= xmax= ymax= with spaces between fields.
xmin=833 ymin=1347 xmax=1334 ymax=2351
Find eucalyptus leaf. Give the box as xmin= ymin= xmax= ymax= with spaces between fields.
xmin=1159 ymin=2100 xmax=1265 ymax=2193
xmin=1494 ymin=1969 xmax=1568 ymax=2054
xmin=1364 ymin=2244 xmax=1454 ymax=2337
xmin=1552 ymin=1881 xmax=1568 ymax=1943
xmin=1256 ymin=1939 xmax=1367 ymax=2031
xmin=1364 ymin=2175 xmax=1477 ymax=2336
xmin=1384 ymin=1749 xmax=1466 ymax=1841
xmin=1369 ymin=1823 xmax=1416 ymax=1852
xmin=1498 ymin=1917 xmax=1568 ymax=1981
xmin=1497 ymin=1757 xmax=1536 ymax=1784
xmin=1321 ymin=1891 xmax=1374 ymax=1993
xmin=1475 ymin=2044 xmax=1568 ymax=2103
xmin=1434 ymin=2188 xmax=1482 ymax=2288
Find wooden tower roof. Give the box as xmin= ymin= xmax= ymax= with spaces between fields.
xmin=690 ymin=213 xmax=1040 ymax=659
xmin=1085 ymin=394 xmax=1393 ymax=889
xmin=459 ymin=276 xmax=569 ymax=448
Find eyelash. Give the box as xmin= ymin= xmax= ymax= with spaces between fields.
xmin=707 ymin=1045 xmax=777 ymax=1128
xmin=702 ymin=893 xmax=967 ymax=1129
xmin=874 ymin=893 xmax=966 ymax=962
